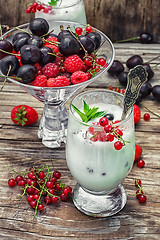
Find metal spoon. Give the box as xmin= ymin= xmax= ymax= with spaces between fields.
xmin=121 ymin=65 xmax=148 ymax=120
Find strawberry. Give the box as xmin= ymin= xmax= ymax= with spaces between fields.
xmin=11 ymin=105 xmax=38 ymax=126
xmin=133 ymin=104 xmax=141 ymax=124
xmin=134 ymin=144 xmax=142 ymax=162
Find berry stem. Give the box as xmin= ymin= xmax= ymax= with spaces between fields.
xmin=140 ymin=103 xmax=160 ymax=118
xmin=0 ymin=65 xmax=12 ymax=91
xmin=11 ymin=27 xmax=31 ymax=36
xmin=0 ymin=24 xmax=3 ymax=40
xmin=0 ymin=49 xmax=20 ymax=56
xmin=115 ymin=36 xmax=140 ymax=43
xmin=67 ymin=26 xmax=88 ymax=58
xmin=33 ymin=166 xmax=51 ymax=220
xmin=145 ymin=54 xmax=160 ymax=64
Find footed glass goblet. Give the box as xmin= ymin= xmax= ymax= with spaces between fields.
xmin=66 ymin=90 xmax=135 ymax=217
xmin=1 ymin=21 xmax=114 ymax=148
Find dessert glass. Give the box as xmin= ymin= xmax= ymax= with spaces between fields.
xmin=35 ymin=0 xmax=87 ymax=25
xmin=1 ymin=21 xmax=114 ymax=148
xmin=66 ymin=90 xmax=135 ymax=217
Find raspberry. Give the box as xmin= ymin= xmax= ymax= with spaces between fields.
xmin=64 ymin=55 xmax=84 ymax=73
xmin=133 ymin=104 xmax=141 ymax=124
xmin=42 ymin=63 xmax=59 ymax=78
xmin=71 ymin=71 xmax=88 ymax=85
xmin=44 ymin=37 xmax=59 ymax=53
xmin=47 ymin=76 xmax=70 ymax=87
xmin=134 ymin=144 xmax=142 ymax=162
xmin=31 ymin=75 xmax=47 ymax=87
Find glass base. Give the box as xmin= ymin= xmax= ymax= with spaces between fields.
xmin=73 ymin=183 xmax=127 ymax=217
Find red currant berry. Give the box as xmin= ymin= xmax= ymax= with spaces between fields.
xmin=115 ymin=88 xmax=121 ymax=93
xmin=60 ymin=192 xmax=68 ymax=202
xmin=115 ymin=128 xmax=123 ymax=136
xmin=99 ymin=117 xmax=109 ymax=127
xmin=48 ymin=189 xmax=55 ymax=195
xmin=51 ymin=177 xmax=57 ymax=184
xmin=27 ymin=194 xmax=34 ymax=203
xmin=28 ymin=171 xmax=35 ymax=179
xmin=44 ymin=196 xmax=52 ymax=205
xmin=86 ymin=25 xmax=93 ymax=33
xmin=38 ymin=171 xmax=45 ymax=179
xmin=33 ymin=194 xmax=40 ymax=200
xmin=34 ymin=189 xmax=40 ymax=194
xmin=18 ymin=180 xmax=26 ymax=187
xmin=98 ymin=58 xmax=106 ymax=66
xmin=8 ymin=178 xmax=16 ymax=187
xmin=66 ymin=186 xmax=72 ymax=194
xmin=46 ymin=181 xmax=54 ymax=189
xmin=104 ymin=124 xmax=112 ymax=133
xmin=26 ymin=187 xmax=35 ymax=194
xmin=86 ymin=72 xmax=92 ymax=79
xmin=30 ymin=200 xmax=37 ymax=209
xmin=106 ymin=133 xmax=114 ymax=142
xmin=53 ymin=171 xmax=61 ymax=179
xmin=51 ymin=195 xmax=58 ymax=203
xmin=55 ymin=182 xmax=62 ymax=191
xmin=90 ymin=136 xmax=98 ymax=142
xmin=139 ymin=194 xmax=147 ymax=203
xmin=38 ymin=203 xmax=44 ymax=211
xmin=26 ymin=6 xmax=32 ymax=13
xmin=63 ymin=187 xmax=69 ymax=196
xmin=32 ymin=2 xmax=38 ymax=8
xmin=136 ymin=189 xmax=144 ymax=199
xmin=135 ymin=179 xmax=141 ymax=187
xmin=15 ymin=175 xmax=23 ymax=182
xmin=143 ymin=113 xmax=150 ymax=121
xmin=122 ymin=89 xmax=126 ymax=94
xmin=75 ymin=27 xmax=83 ymax=36
xmin=84 ymin=58 xmax=92 ymax=67
xmin=114 ymin=141 xmax=123 ymax=150
xmin=137 ymin=159 xmax=145 ymax=168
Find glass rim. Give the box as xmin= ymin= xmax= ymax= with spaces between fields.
xmin=69 ymin=89 xmax=133 ymax=127
xmin=40 ymin=0 xmax=83 ymax=9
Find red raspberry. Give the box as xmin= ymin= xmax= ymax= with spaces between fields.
xmin=44 ymin=37 xmax=59 ymax=53
xmin=42 ymin=63 xmax=59 ymax=78
xmin=133 ymin=104 xmax=141 ymax=124
xmin=71 ymin=71 xmax=88 ymax=85
xmin=64 ymin=55 xmax=83 ymax=73
xmin=47 ymin=76 xmax=70 ymax=87
xmin=31 ymin=75 xmax=47 ymax=87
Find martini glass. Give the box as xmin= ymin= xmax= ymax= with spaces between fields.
xmin=1 ymin=21 xmax=114 ymax=148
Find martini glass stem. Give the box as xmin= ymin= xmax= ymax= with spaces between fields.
xmin=38 ymin=102 xmax=68 ymax=148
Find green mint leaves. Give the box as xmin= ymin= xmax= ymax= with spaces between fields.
xmin=48 ymin=0 xmax=57 ymax=6
xmin=71 ymin=100 xmax=106 ymax=123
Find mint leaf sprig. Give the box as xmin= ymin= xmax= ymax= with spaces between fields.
xmin=71 ymin=100 xmax=106 ymax=123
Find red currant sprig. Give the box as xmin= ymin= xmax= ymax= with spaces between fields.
xmin=89 ymin=117 xmax=130 ymax=150
xmin=134 ymin=179 xmax=147 ymax=204
xmin=7 ymin=163 xmax=72 ymax=219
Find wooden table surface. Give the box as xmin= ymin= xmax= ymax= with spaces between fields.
xmin=0 ymin=43 xmax=160 ymax=240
